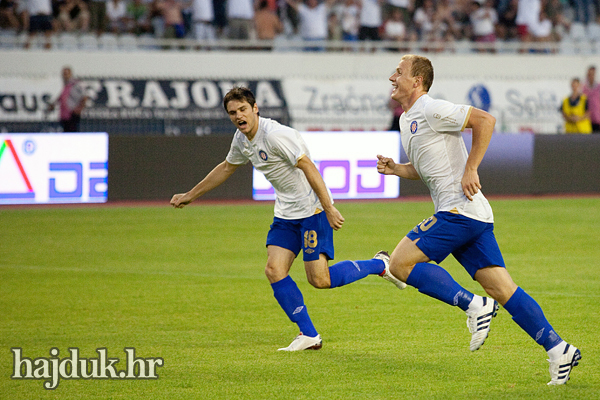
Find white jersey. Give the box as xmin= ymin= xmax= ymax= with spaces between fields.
xmin=226 ymin=117 xmax=328 ymax=220
xmin=399 ymin=95 xmax=494 ymax=223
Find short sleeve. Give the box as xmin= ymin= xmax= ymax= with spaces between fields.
xmin=425 ymin=99 xmax=472 ymax=133
xmin=225 ymin=136 xmax=249 ymax=165
xmin=268 ymin=129 xmax=307 ymax=166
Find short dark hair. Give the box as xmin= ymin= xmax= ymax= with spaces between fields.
xmin=223 ymin=86 xmax=257 ymax=111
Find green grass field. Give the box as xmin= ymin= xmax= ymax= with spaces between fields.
xmin=1 ymin=197 xmax=599 ymax=399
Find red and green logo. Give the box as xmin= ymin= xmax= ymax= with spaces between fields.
xmin=0 ymin=139 xmax=35 ymax=199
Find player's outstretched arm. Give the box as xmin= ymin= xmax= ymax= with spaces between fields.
xmin=296 ymin=156 xmax=345 ymax=231
xmin=171 ymin=161 xmax=240 ymax=208
xmin=376 ymin=155 xmax=420 ymax=180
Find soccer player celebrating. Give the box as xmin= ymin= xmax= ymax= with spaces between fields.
xmin=171 ymin=86 xmax=404 ymax=351
xmin=376 ymin=54 xmax=581 ymax=385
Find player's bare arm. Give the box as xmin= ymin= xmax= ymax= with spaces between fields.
xmin=462 ymin=108 xmax=495 ymax=201
xmin=376 ymin=155 xmax=420 ymax=180
xmin=171 ymin=161 xmax=240 ymax=208
xmin=296 ymin=156 xmax=345 ymax=231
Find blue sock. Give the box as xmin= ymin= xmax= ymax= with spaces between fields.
xmin=503 ymin=287 xmax=562 ymax=351
xmin=406 ymin=262 xmax=474 ymax=311
xmin=328 ymin=259 xmax=385 ymax=288
xmin=271 ymin=276 xmax=318 ymax=337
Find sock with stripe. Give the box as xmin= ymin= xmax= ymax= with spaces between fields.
xmin=503 ymin=287 xmax=563 ymax=351
xmin=406 ymin=262 xmax=475 ymax=311
xmin=328 ymin=259 xmax=386 ymax=288
xmin=271 ymin=275 xmax=318 ymax=337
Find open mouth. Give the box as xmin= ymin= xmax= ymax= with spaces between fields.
xmin=238 ymin=121 xmax=247 ymax=129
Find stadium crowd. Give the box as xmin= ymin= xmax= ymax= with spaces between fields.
xmin=0 ymin=0 xmax=595 ymax=49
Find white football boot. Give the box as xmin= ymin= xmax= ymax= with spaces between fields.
xmin=466 ymin=297 xmax=499 ymax=351
xmin=278 ymin=333 xmax=322 ymax=351
xmin=375 ymin=251 xmax=407 ymax=290
xmin=547 ymin=343 xmax=581 ymax=385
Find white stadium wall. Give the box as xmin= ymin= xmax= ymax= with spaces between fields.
xmin=3 ymin=51 xmax=600 ymax=133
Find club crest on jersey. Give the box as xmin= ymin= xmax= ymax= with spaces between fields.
xmin=259 ymin=150 xmax=268 ymax=161
xmin=410 ymin=120 xmax=418 ymax=134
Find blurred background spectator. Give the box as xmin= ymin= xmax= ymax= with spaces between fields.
xmin=383 ymin=7 xmax=408 ymax=48
xmin=106 ymin=0 xmax=128 ymax=34
xmin=191 ymin=0 xmax=216 ymax=41
xmin=155 ymin=0 xmax=188 ymax=39
xmin=88 ymin=0 xmax=107 ymax=35
xmin=286 ymin=0 xmax=335 ymax=50
xmin=359 ymin=0 xmax=383 ymax=42
xmin=25 ymin=0 xmax=53 ymax=48
xmin=0 ymin=0 xmax=21 ymax=30
xmin=226 ymin=0 xmax=254 ymax=39
xmin=469 ymin=0 xmax=497 ymax=52
xmin=254 ymin=0 xmax=282 ymax=47
xmin=337 ymin=0 xmax=360 ymax=42
xmin=57 ymin=0 xmax=90 ymax=32
xmin=126 ymin=0 xmax=152 ymax=35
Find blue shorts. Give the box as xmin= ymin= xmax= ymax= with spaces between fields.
xmin=266 ymin=212 xmax=334 ymax=262
xmin=406 ymin=211 xmax=505 ymax=279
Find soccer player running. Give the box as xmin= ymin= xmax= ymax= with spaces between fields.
xmin=376 ymin=54 xmax=581 ymax=385
xmin=171 ymin=87 xmax=404 ymax=351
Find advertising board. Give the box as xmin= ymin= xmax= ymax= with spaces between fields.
xmin=253 ymin=131 xmax=400 ymax=201
xmin=0 ymin=133 xmax=108 ymax=204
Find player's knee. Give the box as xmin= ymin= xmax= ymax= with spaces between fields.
xmin=264 ymin=264 xmax=285 ymax=283
xmin=389 ymin=259 xmax=413 ymax=282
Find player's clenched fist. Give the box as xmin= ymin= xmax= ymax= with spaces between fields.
xmin=170 ymin=193 xmax=189 ymax=208
xmin=377 ymin=154 xmax=396 ymax=175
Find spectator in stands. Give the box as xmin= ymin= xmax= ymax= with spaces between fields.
xmin=0 ymin=0 xmax=20 ymax=30
xmin=47 ymin=66 xmax=88 ymax=132
xmin=191 ymin=0 xmax=216 ymax=42
xmin=227 ymin=0 xmax=254 ymax=39
xmin=561 ymin=77 xmax=592 ymax=134
xmin=469 ymin=0 xmax=497 ymax=52
xmin=57 ymin=0 xmax=90 ymax=32
xmin=383 ymin=7 xmax=408 ymax=49
xmin=572 ymin=0 xmax=593 ymax=25
xmin=155 ymin=0 xmax=187 ymax=38
xmin=359 ymin=0 xmax=383 ymax=43
xmin=496 ymin=0 xmax=518 ymax=41
xmin=433 ymin=0 xmax=457 ymax=40
xmin=328 ymin=9 xmax=342 ymax=42
xmin=515 ymin=0 xmax=541 ymax=51
xmin=451 ymin=0 xmax=473 ymax=40
xmin=125 ymin=0 xmax=152 ymax=35
xmin=15 ymin=0 xmax=29 ymax=32
xmin=544 ymin=0 xmax=570 ymax=40
xmin=25 ymin=0 xmax=53 ymax=49
xmin=413 ymin=0 xmax=434 ymax=41
xmin=583 ymin=65 xmax=600 ymax=133
xmin=338 ymin=0 xmax=360 ymax=42
xmin=384 ymin=0 xmax=411 ymax=27
xmin=106 ymin=0 xmax=128 ymax=34
xmin=254 ymin=0 xmax=283 ymax=48
xmin=286 ymin=0 xmax=336 ymax=51
xmin=529 ymin=8 xmax=554 ymax=51
xmin=254 ymin=0 xmax=282 ymax=39
xmin=88 ymin=0 xmax=107 ymax=35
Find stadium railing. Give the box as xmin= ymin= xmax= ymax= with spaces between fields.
xmin=0 ymin=31 xmax=598 ymax=54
